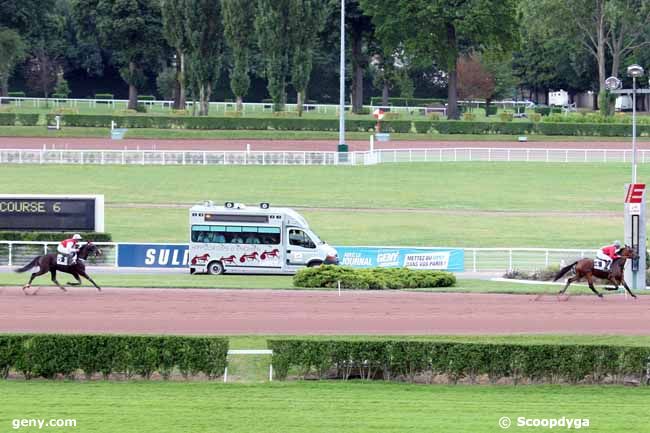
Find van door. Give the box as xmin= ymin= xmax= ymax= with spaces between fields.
xmin=286 ymin=228 xmax=319 ymax=266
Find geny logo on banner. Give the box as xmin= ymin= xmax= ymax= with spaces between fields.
xmin=404 ymin=252 xmax=450 ymax=270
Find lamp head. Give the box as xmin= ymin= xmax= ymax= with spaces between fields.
xmin=627 ymin=64 xmax=644 ymax=78
xmin=605 ymin=76 xmax=622 ymax=91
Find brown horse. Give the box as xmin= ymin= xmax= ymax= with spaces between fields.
xmin=15 ymin=242 xmax=103 ymax=295
xmin=553 ymin=246 xmax=637 ymax=298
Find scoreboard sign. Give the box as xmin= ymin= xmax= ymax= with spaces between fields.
xmin=0 ymin=195 xmax=104 ymax=231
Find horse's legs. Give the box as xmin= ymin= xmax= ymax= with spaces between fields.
xmin=67 ymin=273 xmax=82 ymax=286
xmin=621 ymin=279 xmax=637 ymax=299
xmin=559 ymin=274 xmax=580 ymax=295
xmin=79 ymin=271 xmax=101 ymax=292
xmin=586 ymin=274 xmax=603 ymax=298
xmin=50 ymin=269 xmax=67 ymax=292
xmin=22 ymin=267 xmax=49 ymax=294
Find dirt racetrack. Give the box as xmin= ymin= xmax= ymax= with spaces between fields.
xmin=0 ymin=287 xmax=648 ymax=335
xmin=1 ymin=137 xmax=649 ymax=151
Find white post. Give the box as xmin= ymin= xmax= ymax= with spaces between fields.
xmin=8 ymin=243 xmax=12 ymax=267
xmin=223 ymin=366 xmax=228 ymax=383
xmin=55 ymin=116 xmax=60 ymax=130
xmin=338 ymin=0 xmax=346 ymax=148
xmin=473 ymin=250 xmax=477 ymax=272
xmin=369 ymin=135 xmax=374 ymax=152
xmin=632 ymin=76 xmax=638 ymax=183
xmin=338 ymin=280 xmax=341 ymax=296
xmin=508 ymin=249 xmax=513 ymax=272
xmin=269 ymin=364 xmax=273 ymax=382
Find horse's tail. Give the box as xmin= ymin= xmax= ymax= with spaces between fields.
xmin=553 ymin=261 xmax=578 ymax=282
xmin=15 ymin=256 xmax=40 ymax=273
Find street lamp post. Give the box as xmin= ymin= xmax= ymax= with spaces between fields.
xmin=627 ymin=64 xmax=644 ymax=183
xmin=338 ymin=0 xmax=346 ymax=151
xmin=606 ymin=67 xmax=648 ymax=291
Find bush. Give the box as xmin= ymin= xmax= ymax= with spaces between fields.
xmin=0 ymin=112 xmax=16 ymax=125
xmin=529 ymin=113 xmax=542 ymax=123
xmin=462 ymin=112 xmax=476 ymax=121
xmin=7 ymin=91 xmax=25 ymax=98
xmin=51 ymin=93 xmax=69 ymax=99
xmin=499 ymin=111 xmax=514 ymax=122
xmin=485 ymin=105 xmax=498 ymax=116
xmin=293 ymin=265 xmax=456 ymax=290
xmin=15 ymin=113 xmax=39 ymax=126
xmin=370 ymin=97 xmax=446 ymax=107
xmin=534 ymin=106 xmax=551 ymax=116
xmin=94 ymin=93 xmax=114 ymax=100
xmin=135 ymin=103 xmax=147 ymax=113
xmin=503 ymin=265 xmax=560 ymax=281
xmin=1 ymin=334 xmax=228 ymax=380
xmin=0 ymin=232 xmax=112 ymax=242
xmin=268 ymin=339 xmax=650 ymax=384
xmin=139 ymin=95 xmax=156 ymax=101
xmin=382 ymin=112 xmax=401 ymax=121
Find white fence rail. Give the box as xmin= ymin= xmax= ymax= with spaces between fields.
xmin=0 ymin=96 xmax=533 ymax=116
xmin=0 ymin=148 xmax=648 ymax=166
xmin=0 ymin=242 xmax=595 ymax=272
xmin=0 ymin=242 xmax=117 ymax=268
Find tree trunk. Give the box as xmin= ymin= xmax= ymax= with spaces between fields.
xmin=179 ymin=52 xmax=186 ymax=109
xmin=0 ymin=78 xmax=7 ymax=97
xmin=173 ymin=51 xmax=182 ymax=109
xmin=351 ymin=30 xmax=363 ymax=114
xmin=597 ymin=1 xmax=606 ymax=92
xmin=297 ymin=90 xmax=303 ymax=117
xmin=382 ymin=80 xmax=389 ymax=106
xmin=127 ymin=62 xmax=138 ymax=110
xmin=446 ymin=24 xmax=459 ymax=120
xmin=236 ymin=95 xmax=243 ymax=113
xmin=199 ymin=84 xmax=211 ymax=116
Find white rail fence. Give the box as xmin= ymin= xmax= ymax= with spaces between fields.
xmin=0 ymin=96 xmax=533 ymax=115
xmin=1 ymin=148 xmax=648 ymax=166
xmin=0 ymin=242 xmax=596 ymax=273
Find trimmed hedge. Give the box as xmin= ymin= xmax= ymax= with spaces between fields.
xmin=370 ymin=97 xmax=446 ymax=107
xmin=94 ymin=93 xmax=114 ymax=99
xmin=139 ymin=95 xmax=156 ymax=101
xmin=7 ymin=91 xmax=25 ymax=98
xmin=0 ymin=112 xmax=16 ymax=125
xmin=268 ymin=340 xmax=650 ymax=384
xmin=0 ymin=232 xmax=112 ymax=242
xmin=0 ymin=334 xmax=228 ymax=380
xmin=293 ymin=266 xmax=456 ymax=290
xmin=15 ymin=113 xmax=39 ymax=126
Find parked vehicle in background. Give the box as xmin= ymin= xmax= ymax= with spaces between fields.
xmin=188 ymin=201 xmax=338 ymax=275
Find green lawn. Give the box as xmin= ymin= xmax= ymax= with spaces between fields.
xmin=0 ymin=163 xmax=637 ymax=211
xmin=0 ymin=162 xmax=637 ymax=246
xmin=0 ymin=273 xmax=631 ymax=297
xmin=0 ymin=381 xmax=648 ymax=433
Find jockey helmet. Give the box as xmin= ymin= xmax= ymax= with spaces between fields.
xmin=613 ymin=240 xmax=621 ymax=247
xmin=72 ymin=234 xmax=82 ymax=240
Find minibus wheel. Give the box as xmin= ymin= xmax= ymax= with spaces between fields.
xmin=207 ymin=261 xmax=225 ymax=275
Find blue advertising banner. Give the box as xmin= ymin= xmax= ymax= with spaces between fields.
xmin=335 ymin=247 xmax=464 ymax=272
xmin=118 ymin=244 xmax=189 ymax=268
xmin=117 ymin=243 xmax=465 ymax=271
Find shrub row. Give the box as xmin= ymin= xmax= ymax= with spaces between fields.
xmin=370 ymin=97 xmax=446 ymax=107
xmin=268 ymin=340 xmax=650 ymax=384
xmin=0 ymin=113 xmax=642 ymax=136
xmin=0 ymin=232 xmax=112 ymax=242
xmin=293 ymin=266 xmax=456 ymax=290
xmin=0 ymin=335 xmax=228 ymax=380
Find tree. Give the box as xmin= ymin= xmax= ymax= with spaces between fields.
xmin=347 ymin=0 xmax=375 ymax=113
xmin=161 ymin=0 xmax=190 ymax=109
xmin=361 ymin=0 xmax=518 ymax=119
xmin=184 ymin=0 xmax=224 ymax=116
xmin=223 ymin=0 xmax=255 ymax=112
xmin=255 ymin=0 xmax=291 ymax=111
xmin=289 ymin=0 xmax=327 ymax=115
xmin=456 ymin=53 xmax=495 ymax=102
xmin=0 ymin=28 xmax=26 ymax=97
xmin=605 ymin=0 xmax=650 ymax=78
xmin=78 ymin=0 xmax=164 ymax=109
xmin=25 ymin=44 xmax=59 ymax=99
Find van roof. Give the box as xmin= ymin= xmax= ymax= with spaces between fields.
xmin=190 ymin=203 xmax=309 ymax=228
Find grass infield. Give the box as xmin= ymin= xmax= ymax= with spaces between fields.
xmin=0 ymin=162 xmax=639 ymax=246
xmin=0 ymin=381 xmax=649 ymax=433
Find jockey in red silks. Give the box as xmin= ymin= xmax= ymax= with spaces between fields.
xmin=596 ymin=240 xmax=621 ymax=271
xmin=57 ymin=233 xmax=82 ymax=264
